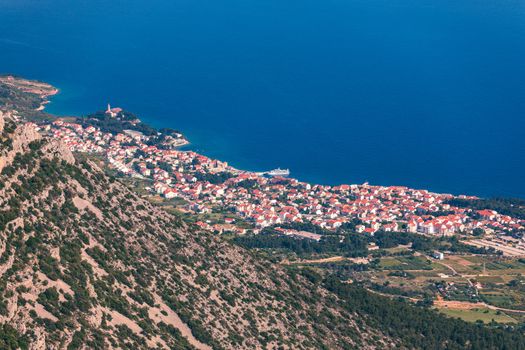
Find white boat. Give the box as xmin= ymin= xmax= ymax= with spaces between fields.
xmin=266 ymin=168 xmax=290 ymax=177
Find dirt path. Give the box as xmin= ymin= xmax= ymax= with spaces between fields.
xmin=283 ymin=256 xmax=369 ymax=265
xmin=283 ymin=256 xmax=344 ymax=264
xmin=436 ymin=261 xmax=458 ymax=275
xmin=434 ymin=295 xmax=525 ymax=314
xmin=364 ymin=288 xmax=421 ymax=303
xmin=485 ymin=304 xmax=525 ymax=314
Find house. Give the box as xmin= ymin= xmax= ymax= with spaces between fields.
xmin=163 ymin=188 xmax=177 ymax=199
xmin=382 ymin=222 xmax=398 ymax=232
xmin=477 ymin=209 xmax=498 ymax=220
xmin=432 ymin=251 xmax=444 ymax=260
xmin=364 ymin=227 xmax=377 ymax=235
xmin=368 ymin=242 xmax=379 ymax=251
xmin=407 ymin=220 xmax=418 ymax=233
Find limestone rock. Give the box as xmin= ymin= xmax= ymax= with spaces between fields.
xmin=42 ymin=139 xmax=75 ymax=164
xmin=0 ymin=110 xmax=4 ymax=133
xmin=11 ymin=123 xmax=41 ymax=154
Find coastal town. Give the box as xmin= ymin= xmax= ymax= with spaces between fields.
xmin=19 ymin=106 xmax=525 ymax=254
xmin=3 ymin=77 xmax=525 ymax=333
xmin=3 ymin=0 xmax=525 ymax=343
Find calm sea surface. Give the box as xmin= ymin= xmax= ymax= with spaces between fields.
xmin=0 ymin=0 xmax=524 ymax=197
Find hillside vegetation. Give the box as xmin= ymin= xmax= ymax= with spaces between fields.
xmin=0 ymin=111 xmax=392 ymax=349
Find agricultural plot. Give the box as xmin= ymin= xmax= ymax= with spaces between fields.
xmin=485 ymin=259 xmax=525 ymax=271
xmin=476 ymin=275 xmax=505 ymax=284
xmin=379 ymin=256 xmax=432 ymax=270
xmin=304 ymin=250 xmax=525 ymax=322
xmin=437 ymin=307 xmax=518 ymax=324
xmin=479 ymin=289 xmax=525 ymax=311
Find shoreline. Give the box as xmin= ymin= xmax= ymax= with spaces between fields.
xmin=12 ymin=75 xmax=522 ymax=200
xmin=3 ymin=75 xmax=524 ymax=242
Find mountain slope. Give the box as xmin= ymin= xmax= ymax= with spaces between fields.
xmin=0 ymin=113 xmax=393 ymax=349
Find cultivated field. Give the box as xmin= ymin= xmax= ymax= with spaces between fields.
xmin=304 ymin=250 xmax=525 ymax=323
xmin=437 ymin=307 xmax=518 ymax=324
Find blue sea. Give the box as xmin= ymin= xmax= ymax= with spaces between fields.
xmin=0 ymin=0 xmax=524 ymax=198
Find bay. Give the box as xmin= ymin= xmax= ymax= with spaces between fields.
xmin=0 ymin=0 xmax=524 ymax=197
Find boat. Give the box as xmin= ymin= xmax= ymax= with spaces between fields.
xmin=266 ymin=168 xmax=290 ymax=177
